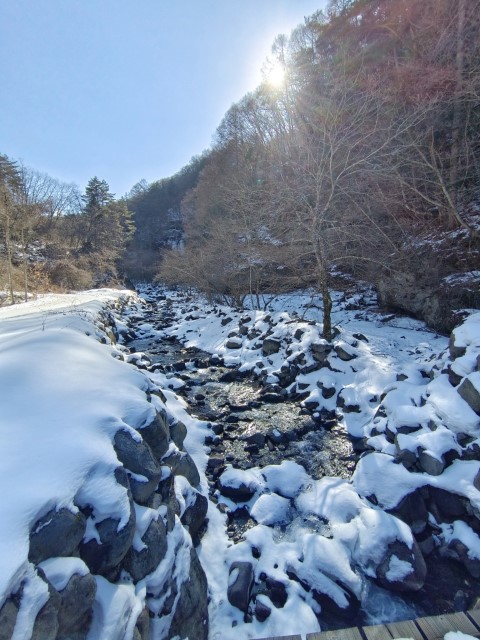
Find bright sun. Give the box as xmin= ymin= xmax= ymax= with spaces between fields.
xmin=264 ymin=59 xmax=286 ymax=89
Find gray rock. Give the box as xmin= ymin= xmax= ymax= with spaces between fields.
xmin=243 ymin=433 xmax=266 ymax=448
xmin=396 ymin=446 xmax=418 ymax=469
xmin=446 ymin=538 xmax=480 ymax=578
xmin=80 ymin=468 xmax=136 ymax=578
xmin=181 ymin=490 xmax=208 ymax=541
xmin=449 ymin=330 xmax=467 ymax=360
xmin=265 ymin=577 xmax=288 ymax=608
xmin=376 ymin=270 xmax=459 ymax=334
xmin=418 ymin=450 xmax=445 ymax=476
xmin=428 ymin=486 xmax=468 ymax=522
xmin=170 ymin=549 xmax=208 ymax=640
xmin=162 ymin=450 xmax=201 ymax=488
xmin=149 ymin=474 xmax=179 ymax=532
xmin=276 ymin=364 xmax=298 ymax=388
xmin=29 ymin=508 xmax=86 ymax=565
xmin=170 ymin=420 xmax=187 ymax=450
xmin=448 ymin=365 xmax=463 ymax=387
xmin=318 ymin=381 xmax=336 ymax=399
xmin=57 ymin=573 xmax=96 ymax=638
xmin=388 ymin=489 xmax=429 ymax=535
xmin=218 ymin=474 xmax=256 ymax=501
xmin=31 ymin=574 xmax=60 ymax=640
xmin=138 ymin=410 xmax=170 ymax=460
xmin=267 ymin=429 xmax=284 ymax=445
xmin=113 ymin=429 xmax=162 ymax=504
xmin=294 ymin=328 xmax=305 ymax=340
xmin=458 ymin=376 xmax=480 ymax=415
xmin=304 ymin=399 xmax=320 ymax=412
xmin=207 ymin=455 xmax=225 ymax=472
xmin=220 ymin=369 xmax=246 ymax=382
xmin=312 ymin=580 xmax=360 ymax=627
xmin=376 ymin=539 xmax=426 ymax=592
xmin=134 ymin=607 xmax=150 ymax=640
xmin=255 ymin=598 xmax=271 ymax=621
xmin=262 ymin=338 xmax=281 ymax=356
xmin=260 ymin=392 xmax=284 ymax=403
xmin=227 ymin=561 xmax=254 ymax=612
xmin=123 ymin=518 xmax=167 ymax=582
xmin=0 ymin=598 xmax=18 ymax=640
xmin=337 ymin=391 xmax=361 ymax=413
xmin=334 ymin=345 xmax=357 ymax=361
xmin=226 ymin=339 xmax=242 ymax=349
xmin=311 ymin=342 xmax=332 ymax=365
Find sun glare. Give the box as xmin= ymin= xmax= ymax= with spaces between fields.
xmin=264 ymin=59 xmax=286 ymax=89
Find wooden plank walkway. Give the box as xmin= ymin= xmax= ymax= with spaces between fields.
xmin=255 ymin=609 xmax=480 ymax=640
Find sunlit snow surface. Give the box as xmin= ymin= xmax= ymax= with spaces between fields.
xmin=0 ymin=290 xmax=154 ymax=638
xmin=1 ymin=286 xmax=479 ymax=640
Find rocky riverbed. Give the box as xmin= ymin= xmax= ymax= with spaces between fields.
xmin=3 ymin=285 xmax=478 ymax=640
xmin=123 ymin=285 xmax=480 ymax=635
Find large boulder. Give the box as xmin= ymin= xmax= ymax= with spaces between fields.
xmin=262 ymin=338 xmax=281 ymax=356
xmin=0 ymin=598 xmax=18 ymax=640
xmin=31 ymin=573 xmax=61 ymax=640
xmin=123 ymin=518 xmax=167 ymax=582
xmin=113 ymin=429 xmax=162 ymax=504
xmin=29 ymin=508 xmax=86 ymax=564
xmin=428 ymin=487 xmax=468 ymax=522
xmin=217 ymin=478 xmax=256 ymax=502
xmin=79 ymin=468 xmax=136 ymax=578
xmin=181 ymin=490 xmax=208 ymax=542
xmin=377 ymin=268 xmax=480 ymax=334
xmin=227 ymin=561 xmax=254 ymax=613
xmin=458 ymin=374 xmax=480 ymax=416
xmin=169 ymin=549 xmax=209 ymax=640
xmin=162 ymin=449 xmax=201 ymax=488
xmin=170 ymin=420 xmax=188 ymax=450
xmin=388 ymin=489 xmax=429 ymax=535
xmin=57 ymin=573 xmax=97 ymax=638
xmin=375 ymin=539 xmax=426 ymax=592
xmin=138 ymin=410 xmax=170 ymax=460
xmin=311 ymin=342 xmax=333 ymax=366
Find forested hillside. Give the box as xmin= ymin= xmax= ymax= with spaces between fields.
xmin=2 ymin=0 xmax=479 ymax=333
xmin=0 ymin=160 xmax=134 ymax=297
xmin=137 ymin=0 xmax=480 ymax=333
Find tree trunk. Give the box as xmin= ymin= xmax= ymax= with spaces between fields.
xmin=321 ymin=278 xmax=333 ymax=341
xmin=22 ymin=227 xmax=28 ymax=302
xmin=449 ymin=0 xmax=465 ymax=219
xmin=5 ymin=216 xmax=14 ymax=304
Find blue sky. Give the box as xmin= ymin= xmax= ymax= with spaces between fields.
xmin=1 ymin=0 xmax=325 ymax=196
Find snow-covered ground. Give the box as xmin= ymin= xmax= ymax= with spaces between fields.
xmin=1 ymin=286 xmax=479 ymax=640
xmin=0 ymin=290 xmax=158 ymax=638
